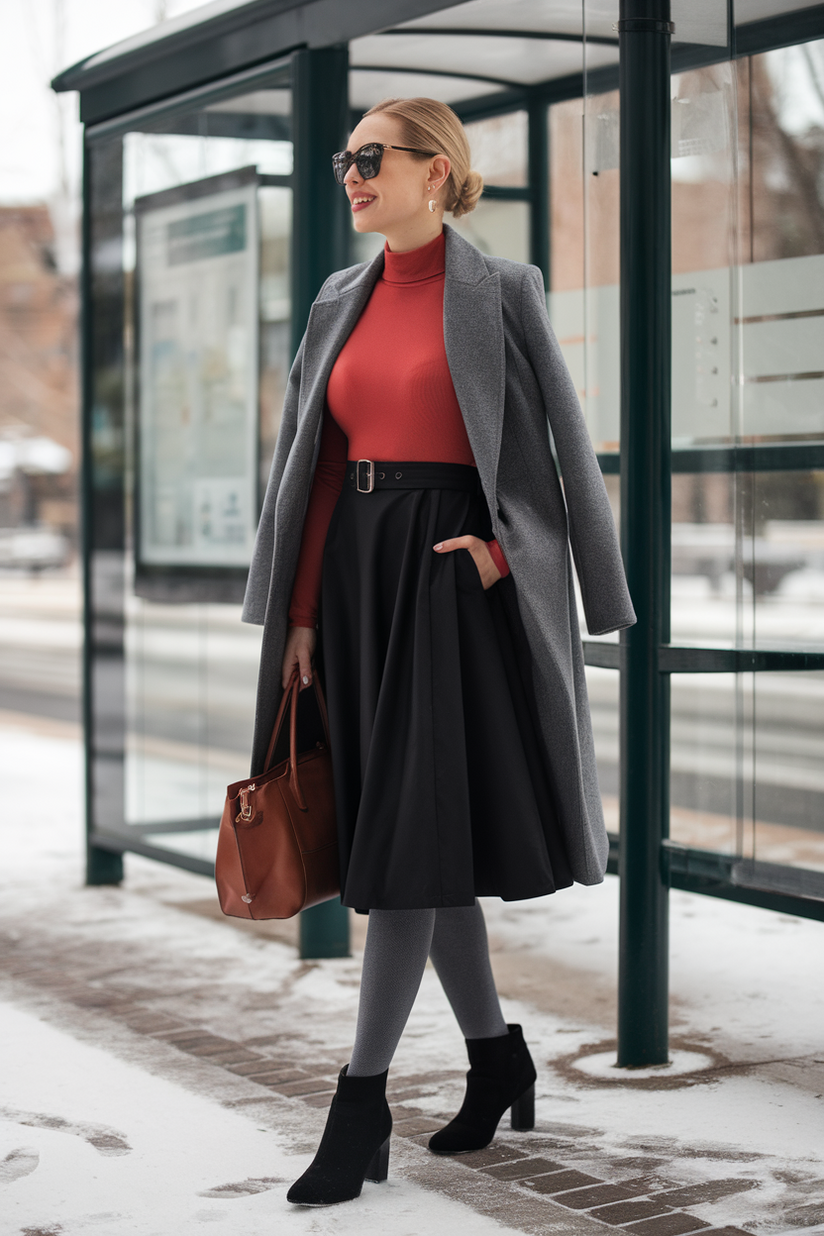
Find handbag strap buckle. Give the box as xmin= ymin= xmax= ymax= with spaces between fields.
xmin=237 ymin=783 xmax=256 ymax=822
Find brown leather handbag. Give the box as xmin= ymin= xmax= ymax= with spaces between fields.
xmin=215 ymin=667 xmax=339 ymax=919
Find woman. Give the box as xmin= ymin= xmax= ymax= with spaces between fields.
xmin=242 ymin=97 xmax=635 ymax=1208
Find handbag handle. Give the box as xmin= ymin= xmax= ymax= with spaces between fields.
xmin=262 ymin=665 xmax=333 ymax=811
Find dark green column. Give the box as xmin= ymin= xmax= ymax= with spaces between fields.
xmin=290 ymin=44 xmax=350 ymax=359
xmin=617 ymin=1 xmax=673 ymax=1065
xmin=291 ymin=44 xmax=351 ymax=959
xmin=82 ymin=136 xmax=125 ymax=887
xmin=527 ymin=96 xmax=550 ymax=290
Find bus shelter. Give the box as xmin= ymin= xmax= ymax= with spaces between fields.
xmin=53 ymin=0 xmax=824 ymax=1067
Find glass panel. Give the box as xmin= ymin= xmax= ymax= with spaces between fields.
xmin=668 ymin=42 xmax=824 ymax=450
xmin=750 ymin=469 xmax=824 ymax=650
xmin=450 ymin=198 xmax=529 ymax=264
xmin=259 ymin=186 xmax=292 ymax=491
xmin=671 ymin=668 xmax=824 ymax=879
xmin=86 ymin=75 xmax=292 ymax=864
xmin=125 ymin=594 xmax=262 ymax=860
xmin=464 ymin=111 xmax=528 ymax=187
xmin=670 ymin=61 xmax=738 ymax=448
xmin=548 ymin=84 xmax=621 ymax=453
xmin=123 ymin=88 xmax=292 ymax=203
xmin=739 ymin=40 xmax=824 ymax=443
xmin=586 ymin=665 xmax=620 ymax=835
xmin=670 ymin=674 xmax=741 ymax=856
xmin=749 ymin=41 xmax=824 ymax=265
xmin=752 ymin=671 xmax=824 ymax=874
xmin=671 ymin=471 xmax=738 ymax=648
xmin=673 ymin=43 xmax=824 ymax=652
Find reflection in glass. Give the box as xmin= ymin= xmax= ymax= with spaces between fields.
xmin=669 ymin=674 xmax=740 ymax=857
xmin=549 ymin=90 xmax=621 ymax=452
xmin=672 ymin=469 xmax=824 ymax=651
xmin=464 ymin=111 xmax=528 ymax=187
xmin=749 ymin=42 xmax=824 ymax=264
xmin=752 ymin=672 xmax=824 ymax=874
xmin=585 ymin=666 xmax=619 ymax=835
xmin=671 ymin=472 xmax=737 ymax=648
xmin=125 ymin=595 xmax=262 ymax=862
xmin=259 ymin=187 xmax=292 ymax=490
xmin=670 ymin=667 xmax=824 ymax=876
xmin=450 ymin=198 xmax=529 ymax=264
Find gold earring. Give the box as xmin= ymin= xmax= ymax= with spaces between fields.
xmin=427 ymin=186 xmax=437 ymax=213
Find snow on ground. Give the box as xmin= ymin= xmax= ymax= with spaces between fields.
xmin=0 ymin=724 xmax=528 ymax=1234
xmin=0 ymin=1003 xmax=523 ymax=1236
xmin=1 ymin=719 xmax=823 ymax=1235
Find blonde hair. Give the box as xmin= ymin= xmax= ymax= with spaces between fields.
xmin=362 ymin=97 xmax=484 ymax=219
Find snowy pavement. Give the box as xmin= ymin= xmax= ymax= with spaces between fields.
xmin=1 ymin=716 xmax=823 ymax=1236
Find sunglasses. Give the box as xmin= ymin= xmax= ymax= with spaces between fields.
xmin=332 ymin=142 xmax=438 ymax=185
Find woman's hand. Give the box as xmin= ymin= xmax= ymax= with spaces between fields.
xmin=432 ymin=535 xmax=502 ymax=590
xmin=282 ymin=625 xmax=318 ymax=691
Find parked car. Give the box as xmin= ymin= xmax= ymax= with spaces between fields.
xmin=0 ymin=525 xmax=71 ymax=571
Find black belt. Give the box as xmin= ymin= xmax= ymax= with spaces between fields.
xmin=345 ymin=459 xmax=481 ymax=494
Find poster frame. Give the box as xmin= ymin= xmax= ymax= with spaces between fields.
xmin=132 ymin=164 xmax=261 ymax=603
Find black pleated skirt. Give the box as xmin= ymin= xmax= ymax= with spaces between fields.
xmin=317 ymin=459 xmax=573 ymax=910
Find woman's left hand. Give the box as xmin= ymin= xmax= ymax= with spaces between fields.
xmin=432 ymin=535 xmax=502 ymax=590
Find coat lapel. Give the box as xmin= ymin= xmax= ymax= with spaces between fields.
xmin=298 ymin=248 xmax=386 ymax=440
xmin=442 ymin=224 xmax=506 ymax=504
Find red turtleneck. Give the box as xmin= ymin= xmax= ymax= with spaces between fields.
xmin=287 ymin=229 xmax=510 ymax=628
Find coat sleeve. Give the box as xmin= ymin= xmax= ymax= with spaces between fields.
xmin=241 ymin=334 xmax=305 ymax=625
xmin=520 ymin=265 xmax=636 ymax=637
xmin=287 ymin=407 xmax=348 ymax=628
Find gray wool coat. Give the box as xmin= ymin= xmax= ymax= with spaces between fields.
xmin=242 ymin=223 xmax=636 ymax=886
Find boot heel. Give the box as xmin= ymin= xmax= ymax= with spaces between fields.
xmin=510 ymin=1083 xmax=535 ymax=1131
xmin=365 ymin=1136 xmax=390 ymax=1183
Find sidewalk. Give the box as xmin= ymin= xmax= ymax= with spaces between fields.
xmin=1 ymin=716 xmax=823 ymax=1236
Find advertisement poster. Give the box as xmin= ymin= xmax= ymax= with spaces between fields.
xmin=137 ymin=178 xmax=259 ymax=568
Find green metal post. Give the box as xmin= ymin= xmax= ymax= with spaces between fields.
xmin=617 ymin=1 xmax=673 ymax=1065
xmin=291 ymin=43 xmax=351 ymax=959
xmin=527 ymin=96 xmax=550 ymax=290
xmin=290 ymin=44 xmax=350 ymax=360
xmin=82 ymin=136 xmax=125 ymax=886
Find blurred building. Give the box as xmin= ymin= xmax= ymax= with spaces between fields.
xmin=0 ymin=205 xmax=78 ymax=551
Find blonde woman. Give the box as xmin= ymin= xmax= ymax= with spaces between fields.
xmin=243 ymin=97 xmax=635 ymax=1207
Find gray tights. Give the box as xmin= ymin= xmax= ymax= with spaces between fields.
xmin=347 ymin=901 xmax=508 ymax=1078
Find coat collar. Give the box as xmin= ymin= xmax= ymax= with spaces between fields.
xmin=311 ymin=221 xmax=496 ymax=304
xmin=299 ymin=224 xmax=506 ymax=502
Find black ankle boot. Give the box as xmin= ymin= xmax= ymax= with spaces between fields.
xmin=428 ymin=1023 xmax=536 ymax=1155
xmin=286 ymin=1065 xmax=392 ymax=1206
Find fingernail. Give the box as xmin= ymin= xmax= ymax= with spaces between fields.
xmin=433 ymin=543 xmax=443 ymax=551
xmin=303 ymin=675 xmax=309 ymax=684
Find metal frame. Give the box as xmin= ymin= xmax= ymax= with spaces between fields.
xmin=289 ymin=44 xmax=352 ymax=957
xmin=81 ymin=137 xmax=124 ymax=887
xmin=616 ymin=0 xmax=674 ymax=1066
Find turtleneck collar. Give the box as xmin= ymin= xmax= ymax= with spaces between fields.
xmin=382 ymin=230 xmax=445 ymax=285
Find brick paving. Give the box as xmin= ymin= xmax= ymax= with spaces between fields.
xmin=0 ymin=921 xmax=770 ymax=1236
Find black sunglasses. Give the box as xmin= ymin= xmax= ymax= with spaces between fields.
xmin=332 ymin=142 xmax=438 ymax=185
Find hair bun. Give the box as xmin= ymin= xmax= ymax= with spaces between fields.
xmin=451 ymin=169 xmax=484 ymax=219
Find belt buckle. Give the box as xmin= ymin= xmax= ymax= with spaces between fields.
xmin=356 ymin=459 xmax=375 ymax=493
